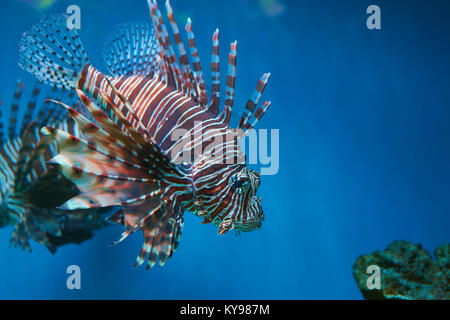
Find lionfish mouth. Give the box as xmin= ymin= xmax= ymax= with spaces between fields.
xmin=231 ymin=196 xmax=264 ymax=233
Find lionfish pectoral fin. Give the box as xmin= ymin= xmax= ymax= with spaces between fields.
xmin=131 ymin=199 xmax=184 ymax=270
xmin=105 ymin=191 xmax=184 ymax=270
xmin=41 ymin=87 xmax=177 ymax=215
xmin=19 ymin=13 xmax=88 ymax=90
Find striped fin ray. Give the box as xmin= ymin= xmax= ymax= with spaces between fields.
xmin=47 ymin=98 xmax=141 ymax=164
xmin=0 ymin=81 xmax=61 ymax=200
xmin=151 ymin=0 xmax=272 ymax=130
xmin=33 ymin=87 xmax=77 ymax=130
xmin=165 ymin=0 xmax=196 ymax=98
xmin=9 ymin=80 xmax=24 ymax=138
xmin=148 ymin=0 xmax=212 ymax=105
xmin=148 ymin=0 xmax=184 ymax=91
xmin=209 ymin=28 xmax=220 ymax=116
xmin=43 ymin=126 xmax=155 ymax=182
xmin=18 ymin=13 xmax=88 ymax=89
xmin=73 ymin=90 xmax=147 ymax=152
xmin=96 ymin=84 xmax=183 ymax=181
xmin=35 ymin=88 xmax=59 ymax=125
xmin=14 ymin=115 xmax=80 ymax=191
xmin=135 ymin=213 xmax=183 ymax=269
xmin=41 ymin=124 xmax=165 ymax=244
xmin=56 ymin=162 xmax=160 ymax=210
xmin=20 ymin=84 xmax=41 ymax=136
xmin=75 ymin=88 xmax=176 ymax=176
xmin=149 ymin=0 xmax=211 ymax=101
xmin=14 ymin=126 xmax=50 ymax=190
xmin=46 ymin=90 xmax=79 ymax=126
xmin=103 ymin=22 xmax=160 ymax=77
xmin=4 ymin=193 xmax=29 ymax=224
xmin=222 ymin=41 xmax=237 ymax=125
xmin=11 ymin=84 xmax=83 ymax=191
xmin=110 ymin=197 xmax=164 ymax=246
xmin=238 ymin=73 xmax=271 ymax=133
xmin=0 ymin=137 xmax=21 ymax=198
xmin=185 ymin=17 xmax=207 ymax=105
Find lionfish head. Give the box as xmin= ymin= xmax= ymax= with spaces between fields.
xmin=217 ymin=166 xmax=264 ymax=235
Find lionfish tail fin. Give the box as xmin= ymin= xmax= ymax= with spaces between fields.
xmin=102 ymin=22 xmax=161 ymax=77
xmin=18 ymin=13 xmax=88 ymax=90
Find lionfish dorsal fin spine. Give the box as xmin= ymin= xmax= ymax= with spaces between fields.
xmin=149 ymin=0 xmax=212 ymax=105
xmin=238 ymin=73 xmax=271 ymax=133
xmin=185 ymin=17 xmax=208 ymax=106
xmin=208 ymin=28 xmax=220 ymax=117
xmin=149 ymin=0 xmax=184 ymax=91
xmin=222 ymin=41 xmax=238 ymax=125
xmin=165 ymin=0 xmax=197 ymax=97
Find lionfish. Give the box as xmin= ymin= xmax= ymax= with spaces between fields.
xmin=19 ymin=0 xmax=271 ymax=268
xmin=0 ymin=80 xmax=107 ymax=252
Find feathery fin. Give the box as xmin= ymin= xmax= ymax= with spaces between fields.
xmin=43 ymin=86 xmax=186 ymax=268
xmin=102 ymin=22 xmax=161 ymax=77
xmin=18 ymin=13 xmax=88 ymax=89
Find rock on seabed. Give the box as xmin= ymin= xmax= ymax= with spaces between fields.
xmin=353 ymin=240 xmax=449 ymax=300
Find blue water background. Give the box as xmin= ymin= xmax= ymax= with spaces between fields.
xmin=0 ymin=0 xmax=449 ymax=299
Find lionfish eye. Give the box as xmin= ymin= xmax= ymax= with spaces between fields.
xmin=230 ymin=172 xmax=250 ymax=193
